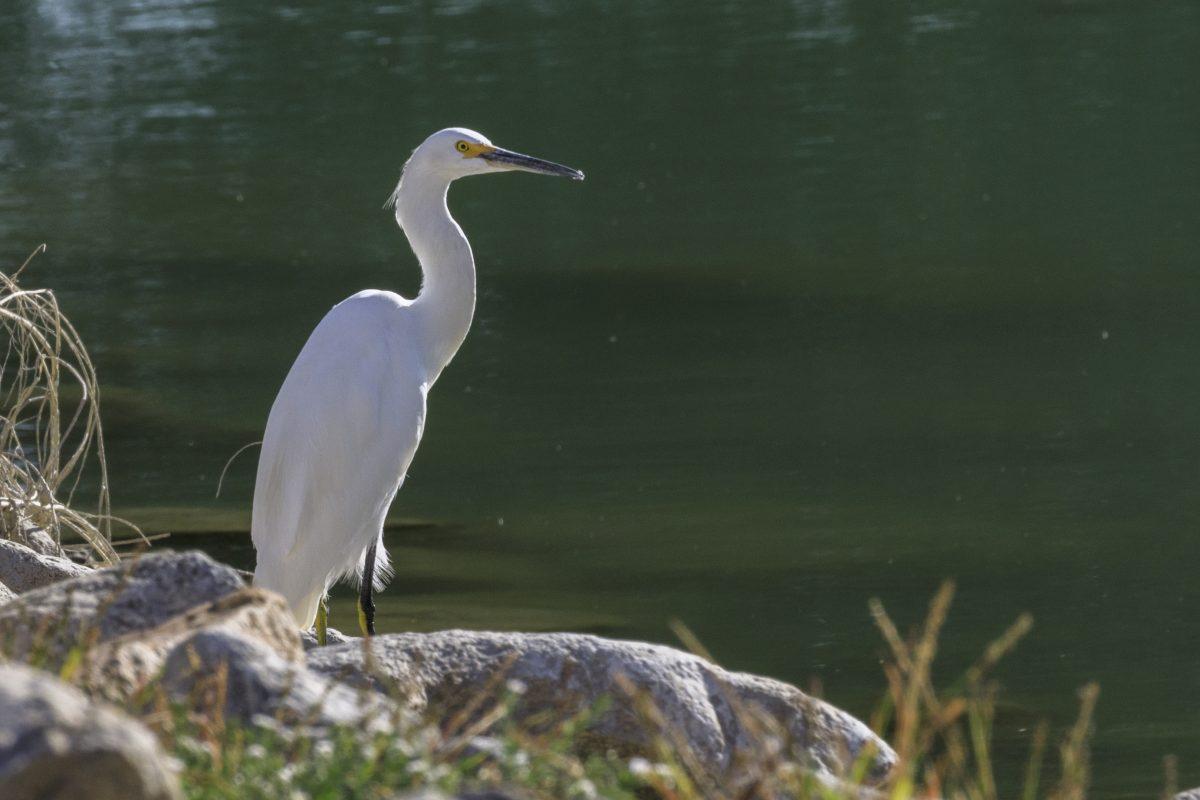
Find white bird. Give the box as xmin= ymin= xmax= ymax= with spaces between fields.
xmin=251 ymin=127 xmax=583 ymax=641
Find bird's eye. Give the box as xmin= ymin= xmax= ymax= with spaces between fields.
xmin=456 ymin=141 xmax=470 ymax=153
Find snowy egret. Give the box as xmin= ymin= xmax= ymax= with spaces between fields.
xmin=251 ymin=127 xmax=583 ymax=641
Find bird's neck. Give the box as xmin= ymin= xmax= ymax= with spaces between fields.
xmin=394 ymin=169 xmax=477 ymax=383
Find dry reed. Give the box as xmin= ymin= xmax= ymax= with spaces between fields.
xmin=0 ymin=244 xmax=139 ymax=562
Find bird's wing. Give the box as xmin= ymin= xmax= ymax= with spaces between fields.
xmin=250 ymin=291 xmax=427 ymax=609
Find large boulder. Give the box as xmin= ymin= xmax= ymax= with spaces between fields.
xmin=0 ymin=538 xmax=90 ymax=593
xmin=162 ymin=629 xmax=399 ymax=732
xmin=307 ymin=631 xmax=895 ymax=788
xmin=81 ymin=587 xmax=302 ymax=703
xmin=0 ymin=550 xmax=245 ymax=665
xmin=0 ymin=662 xmax=180 ymax=800
xmin=0 ymin=580 xmax=13 ymax=607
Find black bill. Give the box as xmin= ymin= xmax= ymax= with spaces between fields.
xmin=481 ymin=147 xmax=585 ymax=181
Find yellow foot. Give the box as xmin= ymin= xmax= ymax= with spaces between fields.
xmin=315 ymin=600 xmax=328 ymax=647
xmin=357 ymin=595 xmax=376 ymax=637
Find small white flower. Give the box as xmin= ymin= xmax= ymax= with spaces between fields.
xmin=628 ymin=757 xmax=652 ymax=776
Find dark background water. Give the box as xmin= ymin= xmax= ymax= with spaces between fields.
xmin=2 ymin=1 xmax=1199 ymax=794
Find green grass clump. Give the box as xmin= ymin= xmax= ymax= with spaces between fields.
xmin=149 ymin=686 xmax=645 ymax=800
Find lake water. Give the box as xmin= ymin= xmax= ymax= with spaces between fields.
xmin=2 ymin=1 xmax=1199 ymax=794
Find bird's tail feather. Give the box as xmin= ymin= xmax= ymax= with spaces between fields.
xmin=357 ymin=535 xmax=393 ymax=593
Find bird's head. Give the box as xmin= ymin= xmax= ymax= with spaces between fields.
xmin=402 ymin=127 xmax=585 ymax=183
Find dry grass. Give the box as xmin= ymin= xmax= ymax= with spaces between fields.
xmin=866 ymin=580 xmax=1098 ymax=800
xmin=137 ymin=582 xmax=1106 ymax=800
xmin=0 ymin=245 xmax=138 ymax=562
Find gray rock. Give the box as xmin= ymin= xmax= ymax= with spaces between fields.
xmin=0 ymin=662 xmax=180 ymax=800
xmin=0 ymin=580 xmax=13 ymax=607
xmin=162 ymin=629 xmax=400 ymax=732
xmin=82 ymin=587 xmax=303 ymax=703
xmin=1175 ymin=791 xmax=1200 ymax=800
xmin=0 ymin=538 xmax=90 ymax=593
xmin=308 ymin=631 xmax=895 ymax=790
xmin=0 ymin=550 xmax=245 ymax=665
xmin=22 ymin=525 xmax=64 ymax=558
xmin=300 ymin=625 xmax=357 ymax=650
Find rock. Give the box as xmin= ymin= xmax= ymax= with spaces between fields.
xmin=22 ymin=525 xmax=64 ymax=558
xmin=0 ymin=550 xmax=245 ymax=666
xmin=0 ymin=538 xmax=90 ymax=593
xmin=0 ymin=580 xmax=13 ymax=607
xmin=81 ymin=587 xmax=302 ymax=703
xmin=308 ymin=631 xmax=895 ymax=789
xmin=300 ymin=626 xmax=357 ymax=650
xmin=161 ymin=629 xmax=399 ymax=732
xmin=1175 ymin=791 xmax=1200 ymax=800
xmin=0 ymin=662 xmax=180 ymax=800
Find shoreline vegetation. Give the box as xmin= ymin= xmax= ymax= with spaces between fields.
xmin=0 ymin=246 xmax=127 ymax=562
xmin=0 ymin=254 xmax=1157 ymax=799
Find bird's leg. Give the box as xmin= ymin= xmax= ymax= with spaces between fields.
xmin=315 ymin=598 xmax=328 ymax=646
xmin=358 ymin=543 xmax=377 ymax=637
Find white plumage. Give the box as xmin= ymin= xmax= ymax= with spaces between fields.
xmin=251 ymin=291 xmax=418 ymax=626
xmin=251 ymin=127 xmax=583 ymax=633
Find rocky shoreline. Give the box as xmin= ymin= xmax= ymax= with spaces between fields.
xmin=0 ymin=532 xmax=897 ymax=798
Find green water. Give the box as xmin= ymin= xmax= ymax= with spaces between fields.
xmin=3 ymin=1 xmax=1200 ymax=794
